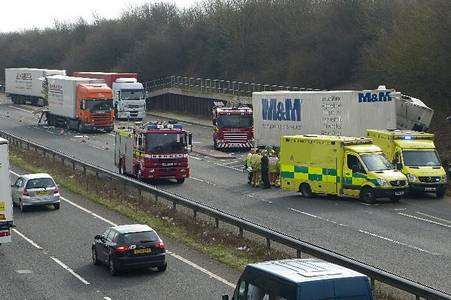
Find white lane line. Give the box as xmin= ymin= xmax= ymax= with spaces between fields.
xmin=13 ymin=228 xmax=91 ymax=285
xmin=289 ymin=207 xmax=439 ymax=255
xmin=398 ymin=212 xmax=451 ymax=229
xmin=50 ymin=256 xmax=90 ymax=285
xmin=104 ymin=297 xmax=112 ymax=300
xmin=8 ymin=105 xmax=33 ymax=114
xmin=416 ymin=211 xmax=451 ymax=225
xmin=10 ymin=170 xmax=234 ymax=288
xmin=189 ymin=155 xmax=203 ymax=161
xmin=12 ymin=228 xmax=43 ymax=250
xmin=191 ymin=177 xmax=206 ymax=183
xmin=61 ymin=196 xmax=117 ymax=226
xmin=170 ymin=253 xmax=235 ymax=288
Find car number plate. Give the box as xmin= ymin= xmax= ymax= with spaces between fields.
xmin=134 ymin=248 xmax=151 ymax=254
xmin=394 ymin=191 xmax=404 ymax=196
xmin=37 ymin=191 xmax=48 ymax=196
xmin=424 ymin=187 xmax=436 ymax=192
xmin=162 ymin=163 xmax=174 ymax=166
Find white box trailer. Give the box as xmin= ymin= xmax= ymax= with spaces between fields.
xmin=252 ymin=88 xmax=398 ymax=147
xmin=0 ymin=138 xmax=13 ymax=245
xmin=5 ymin=68 xmax=66 ymax=106
xmin=47 ymin=75 xmax=103 ymax=119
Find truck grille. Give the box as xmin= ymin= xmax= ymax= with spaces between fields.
xmin=418 ymin=176 xmax=441 ymax=183
xmin=223 ymin=132 xmax=248 ymax=142
xmin=92 ymin=113 xmax=111 ymax=124
xmin=390 ymin=180 xmax=407 ymax=187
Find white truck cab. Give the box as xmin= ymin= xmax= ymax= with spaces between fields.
xmin=112 ymin=78 xmax=146 ymax=120
xmin=0 ymin=138 xmax=13 ymax=245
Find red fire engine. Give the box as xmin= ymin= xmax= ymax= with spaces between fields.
xmin=114 ymin=121 xmax=192 ymax=183
xmin=212 ymin=102 xmax=254 ymax=150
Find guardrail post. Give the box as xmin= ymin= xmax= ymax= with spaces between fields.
xmin=172 ymin=201 xmax=177 ymax=210
xmin=72 ymin=161 xmax=75 ymax=171
xmin=239 ymin=227 xmax=243 ymax=238
xmin=266 ymin=238 xmax=271 ymax=250
xmin=138 ymin=188 xmax=143 ymax=202
xmin=297 ymin=249 xmax=302 ymax=258
xmin=215 ymin=218 xmax=219 ymax=228
xmin=193 ymin=209 xmax=197 ymax=220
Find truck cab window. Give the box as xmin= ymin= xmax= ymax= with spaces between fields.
xmin=233 ymin=280 xmax=247 ymax=300
xmin=247 ymin=283 xmax=269 ymax=300
xmin=347 ymin=155 xmax=363 ymax=173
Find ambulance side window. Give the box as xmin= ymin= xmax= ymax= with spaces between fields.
xmin=347 ymin=155 xmax=363 ymax=173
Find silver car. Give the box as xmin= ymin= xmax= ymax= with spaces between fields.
xmin=11 ymin=173 xmax=60 ymax=212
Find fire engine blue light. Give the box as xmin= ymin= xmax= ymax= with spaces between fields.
xmin=403 ymin=136 xmax=412 ymax=140
xmin=147 ymin=124 xmax=159 ymax=129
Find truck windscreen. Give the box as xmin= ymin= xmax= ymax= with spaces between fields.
xmin=85 ymin=99 xmax=113 ymax=112
xmin=217 ymin=115 xmax=252 ymax=128
xmin=146 ymin=133 xmax=186 ymax=153
xmin=361 ymin=154 xmax=393 ymax=171
xmin=121 ymin=89 xmax=144 ymax=100
xmin=402 ymin=150 xmax=441 ymax=167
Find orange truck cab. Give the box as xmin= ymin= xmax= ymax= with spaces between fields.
xmin=76 ymin=84 xmax=115 ymax=132
xmin=46 ymin=75 xmax=114 ymax=133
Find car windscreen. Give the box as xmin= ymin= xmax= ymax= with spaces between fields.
xmin=85 ymin=99 xmax=113 ymax=112
xmin=146 ymin=133 xmax=186 ymax=153
xmin=120 ymin=231 xmax=159 ymax=244
xmin=402 ymin=150 xmax=441 ymax=167
xmin=121 ymin=89 xmax=144 ymax=100
xmin=26 ymin=178 xmax=55 ymax=189
xmin=361 ymin=154 xmax=393 ymax=171
xmin=216 ymin=115 xmax=252 ymax=128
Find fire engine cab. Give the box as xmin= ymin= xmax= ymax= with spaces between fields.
xmin=114 ymin=121 xmax=192 ymax=183
xmin=212 ymin=102 xmax=254 ymax=150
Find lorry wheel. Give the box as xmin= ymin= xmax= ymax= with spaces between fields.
xmin=436 ymin=188 xmax=446 ymax=199
xmin=300 ymin=183 xmax=313 ymax=198
xmin=360 ymin=187 xmax=376 ymax=204
xmin=176 ymin=178 xmax=185 ymax=184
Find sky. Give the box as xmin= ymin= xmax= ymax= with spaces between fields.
xmin=0 ymin=0 xmax=199 ymax=33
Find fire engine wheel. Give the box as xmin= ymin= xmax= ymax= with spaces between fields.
xmin=136 ymin=169 xmax=142 ymax=181
xmin=176 ymin=178 xmax=185 ymax=184
xmin=78 ymin=122 xmax=85 ymax=133
xmin=213 ymin=140 xmax=218 ymax=150
xmin=300 ymin=183 xmax=313 ymax=198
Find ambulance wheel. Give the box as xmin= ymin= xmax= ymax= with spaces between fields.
xmin=176 ymin=178 xmax=185 ymax=184
xmin=300 ymin=183 xmax=313 ymax=198
xmin=360 ymin=187 xmax=376 ymax=204
xmin=391 ymin=195 xmax=401 ymax=203
xmin=436 ymin=188 xmax=446 ymax=199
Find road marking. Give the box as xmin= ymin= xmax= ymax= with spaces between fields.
xmin=10 ymin=170 xmax=234 ymax=288
xmin=289 ymin=207 xmax=438 ymax=255
xmin=50 ymin=256 xmax=90 ymax=285
xmin=8 ymin=105 xmax=33 ymax=114
xmin=398 ymin=212 xmax=451 ymax=229
xmin=170 ymin=253 xmax=235 ymax=288
xmin=12 ymin=228 xmax=43 ymax=250
xmin=104 ymin=297 xmax=112 ymax=300
xmin=416 ymin=211 xmax=451 ymax=224
xmin=191 ymin=177 xmax=206 ymax=183
xmin=16 ymin=269 xmax=33 ymax=274
xmin=189 ymin=155 xmax=202 ymax=161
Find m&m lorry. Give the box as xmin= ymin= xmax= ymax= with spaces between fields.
xmin=0 ymin=138 xmax=13 ymax=245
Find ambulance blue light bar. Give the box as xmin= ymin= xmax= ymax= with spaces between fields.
xmin=403 ymin=136 xmax=412 ymax=140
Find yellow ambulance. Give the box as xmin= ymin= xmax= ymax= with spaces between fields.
xmin=367 ymin=130 xmax=447 ymax=198
xmin=280 ymin=135 xmax=408 ymax=203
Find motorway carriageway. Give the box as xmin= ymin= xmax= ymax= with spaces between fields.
xmin=1 ymin=166 xmax=237 ymax=299
xmin=1 ymin=98 xmax=451 ymax=293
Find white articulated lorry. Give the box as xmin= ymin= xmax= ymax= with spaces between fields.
xmin=5 ymin=68 xmax=66 ymax=106
xmin=252 ymin=86 xmax=434 ymax=147
xmin=0 ymin=138 xmax=13 ymax=245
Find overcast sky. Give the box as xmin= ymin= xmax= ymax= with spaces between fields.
xmin=0 ymin=0 xmax=199 ymax=33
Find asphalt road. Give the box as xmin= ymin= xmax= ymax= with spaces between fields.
xmin=1 ymin=97 xmax=450 ymax=294
xmin=1 ymin=165 xmax=238 ymax=300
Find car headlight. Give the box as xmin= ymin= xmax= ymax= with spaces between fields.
xmin=406 ymin=174 xmax=417 ymax=182
xmin=376 ymin=178 xmax=389 ymax=187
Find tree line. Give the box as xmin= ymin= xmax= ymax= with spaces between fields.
xmin=0 ymin=0 xmax=449 ymax=155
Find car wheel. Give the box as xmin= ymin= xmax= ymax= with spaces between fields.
xmin=360 ymin=187 xmax=376 ymax=204
xmin=176 ymin=178 xmax=185 ymax=184
xmin=300 ymin=183 xmax=313 ymax=198
xmin=157 ymin=263 xmax=167 ymax=272
xmin=54 ymin=203 xmax=60 ymax=210
xmin=20 ymin=200 xmax=26 ymax=212
xmin=92 ymin=248 xmax=100 ymax=265
xmin=109 ymin=258 xmax=118 ymax=276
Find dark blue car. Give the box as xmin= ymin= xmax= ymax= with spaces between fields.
xmin=92 ymin=224 xmax=167 ymax=275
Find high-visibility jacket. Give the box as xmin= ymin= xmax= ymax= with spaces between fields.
xmin=269 ymin=156 xmax=279 ymax=173
xmin=251 ymin=153 xmax=262 ymax=171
